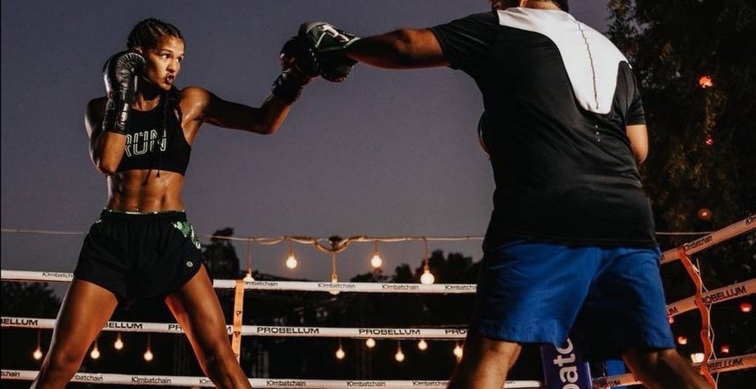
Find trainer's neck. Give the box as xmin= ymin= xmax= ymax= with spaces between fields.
xmin=521 ymin=0 xmax=561 ymax=10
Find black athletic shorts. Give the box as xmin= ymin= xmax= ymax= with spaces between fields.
xmin=74 ymin=209 xmax=203 ymax=304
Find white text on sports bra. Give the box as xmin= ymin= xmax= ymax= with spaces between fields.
xmin=124 ymin=129 xmax=167 ymax=157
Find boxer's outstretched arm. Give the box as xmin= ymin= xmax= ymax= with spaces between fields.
xmin=345 ymin=28 xmax=450 ymax=69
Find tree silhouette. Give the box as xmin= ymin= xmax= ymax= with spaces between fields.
xmin=202 ymin=227 xmax=241 ymax=280
xmin=609 ymin=1 xmax=756 ymax=387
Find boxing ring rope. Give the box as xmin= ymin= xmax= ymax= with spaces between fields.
xmin=1 ymin=370 xmax=544 ymax=389
xmin=2 ymin=215 xmax=755 ymax=388
xmin=659 ymin=215 xmax=756 ymax=264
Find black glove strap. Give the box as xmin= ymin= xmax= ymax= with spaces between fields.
xmin=102 ymin=98 xmax=130 ymax=135
xmin=271 ymin=68 xmax=311 ymax=104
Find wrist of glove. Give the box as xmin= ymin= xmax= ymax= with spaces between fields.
xmin=272 ymin=36 xmax=316 ymax=104
xmin=298 ymin=21 xmax=360 ymax=82
xmin=102 ymin=97 xmax=132 ymax=135
xmin=271 ymin=66 xmax=313 ymax=104
xmin=102 ymin=51 xmax=145 ymax=134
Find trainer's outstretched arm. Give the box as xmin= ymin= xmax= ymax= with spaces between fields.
xmin=345 ymin=28 xmax=450 ymax=69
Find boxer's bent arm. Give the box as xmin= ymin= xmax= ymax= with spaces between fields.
xmin=86 ymin=97 xmax=127 ymax=175
xmin=346 ymin=28 xmax=449 ymax=69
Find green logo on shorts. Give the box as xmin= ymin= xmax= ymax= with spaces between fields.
xmin=173 ymin=221 xmax=202 ymax=249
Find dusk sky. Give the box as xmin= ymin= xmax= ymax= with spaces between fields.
xmin=1 ymin=1 xmax=610 ymax=290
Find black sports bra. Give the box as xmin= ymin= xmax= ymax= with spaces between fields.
xmin=115 ymin=97 xmax=191 ymax=175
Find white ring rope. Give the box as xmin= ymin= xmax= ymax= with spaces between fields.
xmin=0 ymin=370 xmax=544 ymax=388
xmin=4 ymin=271 xmax=752 ymax=303
xmin=0 ymin=271 xmax=477 ymax=294
xmin=660 ymin=215 xmax=755 ymax=264
xmin=4 ymin=273 xmax=754 ymax=336
xmin=2 ymin=354 xmax=754 ymax=388
xmin=665 ymin=278 xmax=756 ymax=317
xmin=2 ymin=318 xmax=469 ymax=339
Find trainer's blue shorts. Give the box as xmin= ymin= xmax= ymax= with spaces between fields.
xmin=470 ymin=240 xmax=675 ymax=360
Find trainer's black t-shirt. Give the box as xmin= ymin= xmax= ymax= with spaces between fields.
xmin=116 ymin=97 xmax=191 ymax=175
xmin=430 ymin=8 xmax=656 ymax=248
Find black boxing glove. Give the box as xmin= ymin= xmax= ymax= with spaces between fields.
xmin=102 ymin=51 xmax=145 ymax=134
xmin=271 ymin=36 xmax=315 ymax=104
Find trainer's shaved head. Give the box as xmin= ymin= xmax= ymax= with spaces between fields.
xmin=490 ymin=0 xmax=519 ymax=11
xmin=489 ymin=0 xmax=568 ymax=12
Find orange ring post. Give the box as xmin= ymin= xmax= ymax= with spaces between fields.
xmin=676 ymin=247 xmax=716 ymax=387
xmin=232 ymin=279 xmax=245 ymax=362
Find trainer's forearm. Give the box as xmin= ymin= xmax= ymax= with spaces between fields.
xmin=346 ymin=29 xmax=449 ymax=69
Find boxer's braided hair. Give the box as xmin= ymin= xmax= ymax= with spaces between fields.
xmin=127 ymin=18 xmax=184 ymax=54
xmin=126 ymin=18 xmax=184 ymax=178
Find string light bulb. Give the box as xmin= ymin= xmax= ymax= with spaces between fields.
xmin=286 ymin=254 xmax=298 ymax=269
xmin=33 ymin=330 xmax=43 ymax=360
xmin=365 ymin=338 xmax=376 ymax=348
xmin=704 ymin=134 xmax=714 ymax=146
xmin=668 ymin=316 xmax=675 ymax=324
xmin=244 ymin=240 xmax=255 ymax=282
xmin=720 ymin=344 xmax=730 ymax=354
xmin=420 ymin=238 xmax=435 ymax=285
xmin=335 ymin=339 xmax=345 ymax=360
xmin=697 ymin=208 xmax=712 ymax=220
xmin=417 ymin=339 xmax=428 ymax=351
xmin=370 ymin=241 xmax=383 ymax=269
xmin=329 ymin=274 xmax=340 ymax=296
xmin=329 ymin=253 xmax=340 ymax=295
xmin=114 ymin=332 xmax=124 ymax=350
xmin=677 ymin=335 xmax=688 ymax=345
xmin=741 ymin=302 xmax=752 ymax=313
xmin=420 ymin=268 xmax=435 ymax=285
xmin=698 ymin=75 xmax=713 ymax=88
xmin=90 ymin=339 xmax=100 ymax=360
xmin=286 ymin=241 xmax=298 ymax=269
xmin=144 ymin=335 xmax=154 ymax=362
xmin=395 ymin=342 xmax=405 ymax=362
xmin=453 ymin=342 xmax=464 ymax=361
